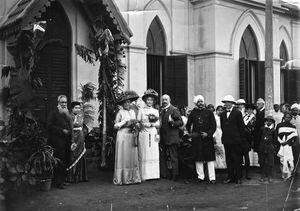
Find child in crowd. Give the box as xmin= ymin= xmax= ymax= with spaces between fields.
xmin=258 ymin=115 xmax=276 ymax=183
xmin=276 ymin=112 xmax=298 ymax=181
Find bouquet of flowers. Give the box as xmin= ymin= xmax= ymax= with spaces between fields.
xmin=127 ymin=120 xmax=146 ymax=147
xmin=147 ymin=114 xmax=159 ymax=123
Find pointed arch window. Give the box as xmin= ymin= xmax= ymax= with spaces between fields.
xmin=239 ymin=26 xmax=258 ymax=60
xmin=239 ymin=25 xmax=264 ymax=103
xmin=146 ymin=16 xmax=166 ymax=55
xmin=280 ymin=41 xmax=297 ymax=103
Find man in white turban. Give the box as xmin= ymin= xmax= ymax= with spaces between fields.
xmin=186 ymin=95 xmax=217 ymax=184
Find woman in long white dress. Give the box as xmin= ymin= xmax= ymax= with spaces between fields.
xmin=113 ymin=90 xmax=142 ymax=185
xmin=137 ymin=89 xmax=160 ymax=180
xmin=214 ymin=105 xmax=227 ymax=169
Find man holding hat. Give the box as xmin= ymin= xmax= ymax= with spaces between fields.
xmin=160 ymin=94 xmax=183 ymax=181
xmin=186 ymin=95 xmax=217 ymax=184
xmin=220 ymin=95 xmax=245 ymax=184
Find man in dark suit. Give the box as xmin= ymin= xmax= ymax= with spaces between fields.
xmin=220 ymin=95 xmax=245 ymax=184
xmin=47 ymin=95 xmax=73 ymax=189
xmin=160 ymin=94 xmax=183 ymax=181
xmin=254 ymin=98 xmax=265 ymax=152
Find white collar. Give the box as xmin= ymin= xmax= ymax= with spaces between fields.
xmin=162 ymin=104 xmax=171 ymax=110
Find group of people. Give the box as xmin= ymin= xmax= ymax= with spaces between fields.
xmin=113 ymin=89 xmax=183 ymax=185
xmin=47 ymin=95 xmax=88 ymax=189
xmin=113 ymin=89 xmax=300 ymax=186
xmin=47 ymin=91 xmax=300 ymax=188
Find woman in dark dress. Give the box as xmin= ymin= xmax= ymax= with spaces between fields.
xmin=66 ymin=101 xmax=88 ymax=183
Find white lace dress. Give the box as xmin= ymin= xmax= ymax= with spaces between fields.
xmin=113 ymin=109 xmax=141 ymax=185
xmin=137 ymin=106 xmax=160 ymax=180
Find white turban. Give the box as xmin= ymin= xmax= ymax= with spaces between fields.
xmin=193 ymin=95 xmax=204 ymax=104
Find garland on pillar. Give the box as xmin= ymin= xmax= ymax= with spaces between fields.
xmin=75 ymin=18 xmax=127 ymax=167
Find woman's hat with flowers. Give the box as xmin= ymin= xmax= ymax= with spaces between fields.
xmin=116 ymin=90 xmax=139 ymax=105
xmin=142 ymin=89 xmax=158 ymax=102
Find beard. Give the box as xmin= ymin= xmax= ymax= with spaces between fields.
xmin=57 ymin=105 xmax=69 ymax=115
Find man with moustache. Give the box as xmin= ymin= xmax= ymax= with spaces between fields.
xmin=160 ymin=94 xmax=183 ymax=181
xmin=186 ymin=95 xmax=217 ymax=184
xmin=47 ymin=95 xmax=73 ymax=189
xmin=220 ymin=95 xmax=245 ymax=184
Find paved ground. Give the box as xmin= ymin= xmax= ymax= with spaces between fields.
xmin=5 ymin=163 xmax=300 ymax=211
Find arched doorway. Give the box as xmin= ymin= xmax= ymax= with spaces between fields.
xmin=280 ymin=41 xmax=297 ymax=103
xmin=32 ymin=1 xmax=72 ymax=125
xmin=239 ymin=25 xmax=265 ymax=103
xmin=146 ymin=16 xmax=166 ymax=101
xmin=146 ymin=16 xmax=188 ymax=107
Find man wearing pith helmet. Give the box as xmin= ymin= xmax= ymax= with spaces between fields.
xmin=220 ymin=95 xmax=245 ymax=184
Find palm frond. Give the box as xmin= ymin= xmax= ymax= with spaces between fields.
xmin=75 ymin=44 xmax=95 ymax=64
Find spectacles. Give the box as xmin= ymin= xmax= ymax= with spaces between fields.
xmin=59 ymin=101 xmax=67 ymax=104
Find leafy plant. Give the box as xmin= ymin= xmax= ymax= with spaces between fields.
xmin=80 ymin=82 xmax=96 ymax=102
xmin=27 ymin=144 xmax=59 ymax=180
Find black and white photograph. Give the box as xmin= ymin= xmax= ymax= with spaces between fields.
xmin=0 ymin=0 xmax=300 ymax=210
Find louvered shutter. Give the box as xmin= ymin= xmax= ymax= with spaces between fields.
xmin=239 ymin=58 xmax=247 ymax=100
xmin=32 ymin=45 xmax=70 ymax=124
xmin=255 ymin=61 xmax=265 ymax=100
xmin=287 ymin=70 xmax=297 ymax=103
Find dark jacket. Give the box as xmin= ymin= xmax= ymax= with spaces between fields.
xmin=47 ymin=108 xmax=73 ymax=149
xmin=259 ymin=126 xmax=276 ymax=154
xmin=254 ymin=108 xmax=265 ymax=151
xmin=186 ymin=108 xmax=216 ymax=161
xmin=220 ymin=108 xmax=245 ymax=145
xmin=160 ymin=105 xmax=183 ymax=145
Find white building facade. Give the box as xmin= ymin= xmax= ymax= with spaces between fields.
xmin=115 ymin=0 xmax=300 ymax=107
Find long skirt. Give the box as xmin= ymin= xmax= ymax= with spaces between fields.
xmin=138 ymin=127 xmax=160 ymax=180
xmin=113 ymin=128 xmax=141 ymax=185
xmin=66 ymin=129 xmax=88 ymax=183
xmin=67 ymin=155 xmax=88 ymax=183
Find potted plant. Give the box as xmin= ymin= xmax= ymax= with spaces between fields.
xmin=27 ymin=143 xmax=59 ymax=191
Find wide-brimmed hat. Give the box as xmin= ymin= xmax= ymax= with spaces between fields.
xmin=70 ymin=101 xmax=81 ymax=109
xmin=116 ymin=90 xmax=139 ymax=105
xmin=236 ymin=99 xmax=246 ymax=105
xmin=222 ymin=95 xmax=235 ymax=104
xmin=265 ymin=115 xmax=275 ymax=123
xmin=142 ymin=89 xmax=158 ymax=102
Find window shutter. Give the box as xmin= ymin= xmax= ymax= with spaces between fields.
xmin=239 ymin=58 xmax=247 ymax=100
xmin=164 ymin=55 xmax=188 ymax=107
xmin=147 ymin=54 xmax=163 ymax=97
xmin=33 ymin=45 xmax=70 ymax=124
xmin=287 ymin=70 xmax=297 ymax=103
xmin=255 ymin=61 xmax=265 ymax=100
